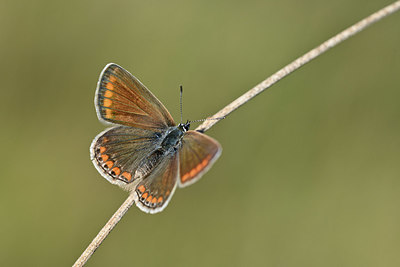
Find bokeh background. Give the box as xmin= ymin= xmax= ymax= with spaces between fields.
xmin=1 ymin=0 xmax=399 ymax=266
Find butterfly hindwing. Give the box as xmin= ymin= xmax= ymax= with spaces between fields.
xmin=178 ymin=130 xmax=222 ymax=187
xmin=134 ymin=152 xmax=179 ymax=214
xmin=90 ymin=126 xmax=164 ymax=187
xmin=95 ymin=63 xmax=175 ymax=130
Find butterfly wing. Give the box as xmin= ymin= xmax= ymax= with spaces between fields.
xmin=90 ymin=126 xmax=164 ymax=187
xmin=95 ymin=63 xmax=175 ymax=130
xmin=134 ymin=152 xmax=179 ymax=214
xmin=178 ymin=130 xmax=222 ymax=187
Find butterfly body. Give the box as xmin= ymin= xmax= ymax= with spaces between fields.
xmin=133 ymin=124 xmax=187 ymax=180
xmin=91 ymin=63 xmax=221 ymax=213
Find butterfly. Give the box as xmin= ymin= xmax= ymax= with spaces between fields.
xmin=90 ymin=63 xmax=222 ymax=214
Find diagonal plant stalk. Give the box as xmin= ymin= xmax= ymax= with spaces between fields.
xmin=73 ymin=1 xmax=400 ymax=266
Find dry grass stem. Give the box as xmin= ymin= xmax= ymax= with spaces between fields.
xmin=73 ymin=1 xmax=400 ymax=266
xmin=73 ymin=194 xmax=136 ymax=266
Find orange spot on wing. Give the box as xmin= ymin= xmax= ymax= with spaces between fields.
xmin=106 ymin=82 xmax=114 ymax=90
xmin=100 ymin=147 xmax=106 ymax=153
xmin=189 ymin=168 xmax=197 ymax=177
xmin=105 ymin=161 xmax=114 ymax=169
xmin=112 ymin=167 xmax=121 ymax=176
xmin=105 ymin=109 xmax=113 ymax=118
xmin=196 ymin=164 xmax=203 ymax=172
xmin=121 ymin=172 xmax=132 ymax=181
xmin=201 ymin=158 xmax=208 ymax=167
xmin=104 ymin=90 xmax=113 ymax=98
xmin=102 ymin=137 xmax=109 ymax=143
xmin=181 ymin=173 xmax=190 ymax=182
xmin=142 ymin=192 xmax=148 ymax=199
xmin=101 ymin=154 xmax=109 ymax=162
xmin=157 ymin=197 xmax=163 ymax=203
xmin=109 ymin=76 xmax=117 ymax=82
xmin=152 ymin=198 xmax=157 ymax=204
xmin=103 ymin=98 xmax=112 ymax=107
xmin=138 ymin=185 xmax=145 ymax=193
xmin=146 ymin=195 xmax=153 ymax=202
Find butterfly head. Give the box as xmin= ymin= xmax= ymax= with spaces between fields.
xmin=178 ymin=120 xmax=191 ymax=132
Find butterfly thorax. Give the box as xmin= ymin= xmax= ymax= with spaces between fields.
xmin=161 ymin=122 xmax=190 ymax=149
xmin=160 ymin=127 xmax=184 ymax=149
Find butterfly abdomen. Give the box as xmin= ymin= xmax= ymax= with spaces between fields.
xmin=134 ymin=149 xmax=166 ymax=179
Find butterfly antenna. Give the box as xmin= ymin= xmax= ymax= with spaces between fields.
xmin=189 ymin=116 xmax=225 ymax=123
xmin=180 ymin=85 xmax=183 ymax=124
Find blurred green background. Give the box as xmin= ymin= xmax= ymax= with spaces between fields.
xmin=1 ymin=0 xmax=399 ymax=266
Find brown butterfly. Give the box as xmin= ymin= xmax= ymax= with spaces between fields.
xmin=90 ymin=63 xmax=222 ymax=213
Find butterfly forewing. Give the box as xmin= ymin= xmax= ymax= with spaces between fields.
xmin=96 ymin=63 xmax=175 ymax=130
xmin=178 ymin=131 xmax=222 ymax=187
xmin=134 ymin=152 xmax=179 ymax=214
